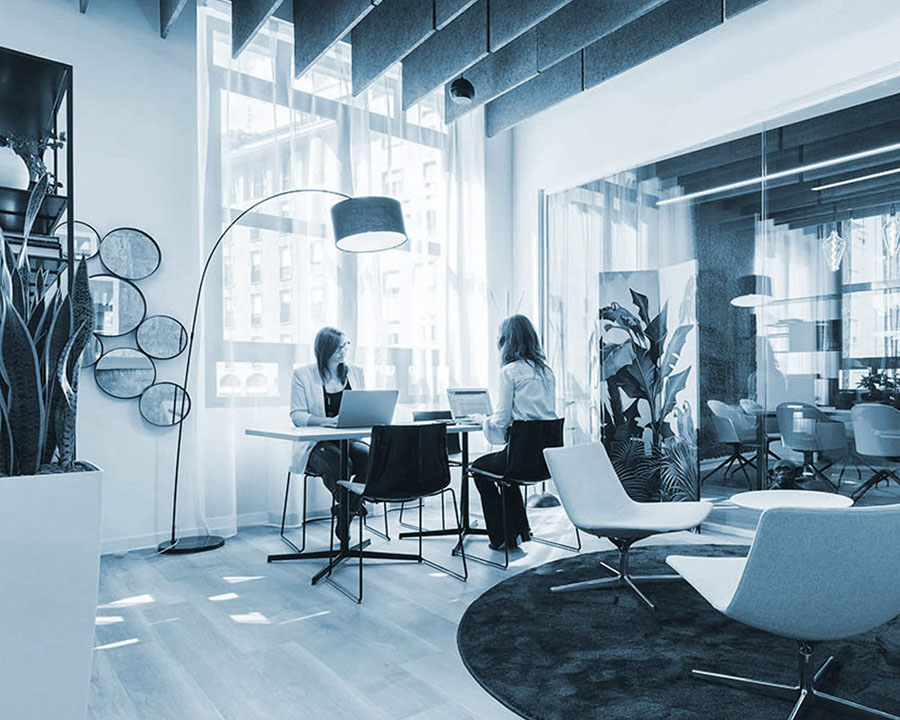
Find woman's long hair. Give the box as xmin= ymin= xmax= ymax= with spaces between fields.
xmin=314 ymin=327 xmax=348 ymax=384
xmin=498 ymin=315 xmax=550 ymax=375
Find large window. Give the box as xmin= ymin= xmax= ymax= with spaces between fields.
xmin=199 ymin=1 xmax=486 ymax=406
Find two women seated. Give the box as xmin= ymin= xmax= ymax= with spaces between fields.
xmin=289 ymin=315 xmax=555 ymax=551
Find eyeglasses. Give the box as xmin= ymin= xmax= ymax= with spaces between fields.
xmin=339 ymin=340 xmax=352 ymax=349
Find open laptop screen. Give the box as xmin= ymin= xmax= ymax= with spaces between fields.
xmin=447 ymin=388 xmax=492 ymax=419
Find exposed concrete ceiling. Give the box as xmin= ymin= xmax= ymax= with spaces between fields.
xmin=76 ymin=0 xmax=771 ymax=134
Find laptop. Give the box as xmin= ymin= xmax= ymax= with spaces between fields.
xmin=447 ymin=388 xmax=492 ymax=421
xmin=336 ymin=390 xmax=398 ymax=428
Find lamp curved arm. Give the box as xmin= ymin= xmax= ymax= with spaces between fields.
xmin=165 ymin=188 xmax=350 ymax=550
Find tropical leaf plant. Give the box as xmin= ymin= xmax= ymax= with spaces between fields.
xmin=0 ymin=225 xmax=93 ymax=476
xmin=599 ymin=288 xmax=694 ymax=500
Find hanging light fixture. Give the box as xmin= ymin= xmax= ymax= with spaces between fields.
xmin=884 ymin=203 xmax=900 ymax=257
xmin=331 ymin=196 xmax=408 ymax=252
xmin=822 ymin=204 xmax=847 ymax=272
xmin=731 ymin=274 xmax=773 ymax=307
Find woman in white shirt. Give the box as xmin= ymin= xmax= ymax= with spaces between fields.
xmin=290 ymin=326 xmax=367 ymax=543
xmin=472 ymin=315 xmax=556 ymax=550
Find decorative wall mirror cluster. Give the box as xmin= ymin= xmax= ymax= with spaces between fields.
xmin=52 ymin=219 xmax=100 ymax=260
xmin=83 ymin=223 xmax=191 ymax=427
xmin=99 ymin=227 xmax=161 ymax=280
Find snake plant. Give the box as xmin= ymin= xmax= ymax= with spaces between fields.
xmin=0 ymin=225 xmax=93 ymax=476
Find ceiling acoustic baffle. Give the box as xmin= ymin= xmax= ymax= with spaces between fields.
xmin=293 ymin=0 xmax=377 ymax=78
xmin=160 ymin=0 xmax=191 ymax=39
xmin=232 ymin=0 xmax=284 ymax=58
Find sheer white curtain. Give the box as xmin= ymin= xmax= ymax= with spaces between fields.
xmin=189 ymin=1 xmax=488 ymax=535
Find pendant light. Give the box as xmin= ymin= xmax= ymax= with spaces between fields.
xmin=822 ymin=204 xmax=847 ymax=272
xmin=884 ymin=203 xmax=900 ymax=257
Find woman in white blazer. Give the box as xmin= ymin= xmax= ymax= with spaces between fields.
xmin=290 ymin=326 xmax=367 ymax=542
xmin=472 ymin=315 xmax=556 ymax=551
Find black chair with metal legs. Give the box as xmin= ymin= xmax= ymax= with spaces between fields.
xmin=396 ymin=410 xmax=463 ymax=531
xmin=326 ymin=423 xmax=467 ymax=603
xmin=462 ymin=418 xmax=580 ymax=570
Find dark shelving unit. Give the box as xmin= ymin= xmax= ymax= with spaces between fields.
xmin=0 ymin=46 xmax=74 ymax=287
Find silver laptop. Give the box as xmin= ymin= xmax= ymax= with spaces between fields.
xmin=447 ymin=388 xmax=492 ymax=420
xmin=336 ymin=390 xmax=398 ymax=428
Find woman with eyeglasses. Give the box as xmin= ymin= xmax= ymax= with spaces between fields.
xmin=471 ymin=315 xmax=556 ymax=550
xmin=290 ymin=326 xmax=368 ymax=543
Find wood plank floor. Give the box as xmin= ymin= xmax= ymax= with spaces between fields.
xmin=88 ymin=503 xmax=748 ymax=720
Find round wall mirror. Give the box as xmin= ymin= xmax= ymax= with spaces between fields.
xmin=136 ymin=315 xmax=188 ymax=360
xmin=90 ymin=274 xmax=146 ymax=337
xmin=53 ymin=220 xmax=101 ymax=260
xmin=94 ymin=348 xmax=156 ymax=399
xmin=82 ymin=334 xmax=104 ymax=367
xmin=140 ymin=382 xmax=191 ymax=426
xmin=99 ymin=228 xmax=161 ymax=280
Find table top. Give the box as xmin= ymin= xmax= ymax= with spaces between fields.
xmin=245 ymin=421 xmax=482 ymax=443
xmin=730 ymin=489 xmax=854 ymax=511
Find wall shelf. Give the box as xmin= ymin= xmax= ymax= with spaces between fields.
xmin=0 ymin=45 xmax=74 ymax=284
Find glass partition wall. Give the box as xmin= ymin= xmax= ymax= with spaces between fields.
xmin=544 ymin=91 xmax=900 ymax=503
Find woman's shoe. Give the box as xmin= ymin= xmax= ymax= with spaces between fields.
xmin=518 ymin=529 xmax=533 ymax=543
xmin=489 ymin=538 xmax=517 ymax=551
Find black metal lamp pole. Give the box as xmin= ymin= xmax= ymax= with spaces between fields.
xmin=158 ymin=188 xmax=351 ymax=554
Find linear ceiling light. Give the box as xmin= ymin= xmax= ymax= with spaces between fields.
xmin=657 ymin=140 xmax=900 ymax=206
xmin=810 ymin=166 xmax=900 ymax=192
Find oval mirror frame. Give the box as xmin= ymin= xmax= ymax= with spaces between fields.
xmin=52 ymin=219 xmax=101 ymax=261
xmin=99 ymin=227 xmax=162 ymax=280
xmin=139 ymin=382 xmax=192 ymax=427
xmin=82 ymin=334 xmax=104 ymax=368
xmin=90 ymin=274 xmax=147 ymax=337
xmin=136 ymin=315 xmax=188 ymax=360
xmin=94 ymin=347 xmax=157 ymax=399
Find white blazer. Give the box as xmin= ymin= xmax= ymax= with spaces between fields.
xmin=289 ymin=363 xmax=365 ymax=473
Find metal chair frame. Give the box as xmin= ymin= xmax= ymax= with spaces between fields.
xmin=280 ymin=470 xmax=389 ymax=552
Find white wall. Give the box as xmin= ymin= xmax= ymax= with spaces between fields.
xmin=502 ymin=0 xmax=900 ymax=317
xmin=0 ymin=0 xmax=202 ymax=552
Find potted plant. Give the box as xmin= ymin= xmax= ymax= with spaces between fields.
xmin=599 ymin=289 xmax=695 ymax=501
xmin=0 ymin=226 xmax=101 ymax=720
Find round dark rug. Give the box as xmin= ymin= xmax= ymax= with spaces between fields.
xmin=457 ymin=544 xmax=900 ymax=720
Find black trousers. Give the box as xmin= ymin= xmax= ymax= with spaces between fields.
xmin=307 ymin=440 xmax=370 ymax=539
xmin=472 ymin=449 xmax=530 ymax=546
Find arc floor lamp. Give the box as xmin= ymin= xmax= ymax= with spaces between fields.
xmin=159 ymin=189 xmax=407 ymax=554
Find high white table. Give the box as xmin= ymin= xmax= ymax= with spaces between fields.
xmin=245 ymin=422 xmax=484 ymax=591
xmin=730 ymin=489 xmax=854 ymax=511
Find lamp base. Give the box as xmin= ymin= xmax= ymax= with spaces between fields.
xmin=158 ymin=535 xmax=225 ymax=554
xmin=527 ymin=492 xmax=561 ymax=508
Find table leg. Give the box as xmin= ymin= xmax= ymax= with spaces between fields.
xmin=756 ymin=413 xmax=767 ymax=491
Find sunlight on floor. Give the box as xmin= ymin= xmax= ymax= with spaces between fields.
xmin=223 ymin=576 xmax=265 ymax=584
xmin=94 ymin=616 xmax=124 ymax=625
xmin=230 ymin=611 xmax=270 ymax=624
xmin=98 ymin=594 xmax=154 ymax=609
xmin=94 ymin=638 xmax=140 ymax=651
xmin=208 ymin=592 xmax=239 ymax=602
xmin=280 ymin=610 xmax=331 ymax=624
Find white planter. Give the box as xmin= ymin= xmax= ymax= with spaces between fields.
xmin=0 ymin=145 xmax=30 ymax=190
xmin=0 ymin=465 xmax=103 ymax=720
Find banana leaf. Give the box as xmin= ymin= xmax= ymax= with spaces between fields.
xmin=645 ymin=303 xmax=668 ymax=363
xmin=661 ymin=368 xmax=691 ymax=424
xmin=659 ymin=324 xmax=692 ymax=382
xmin=1 ymin=302 xmax=45 ymax=475
xmin=629 ymin=288 xmax=651 ymax=325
